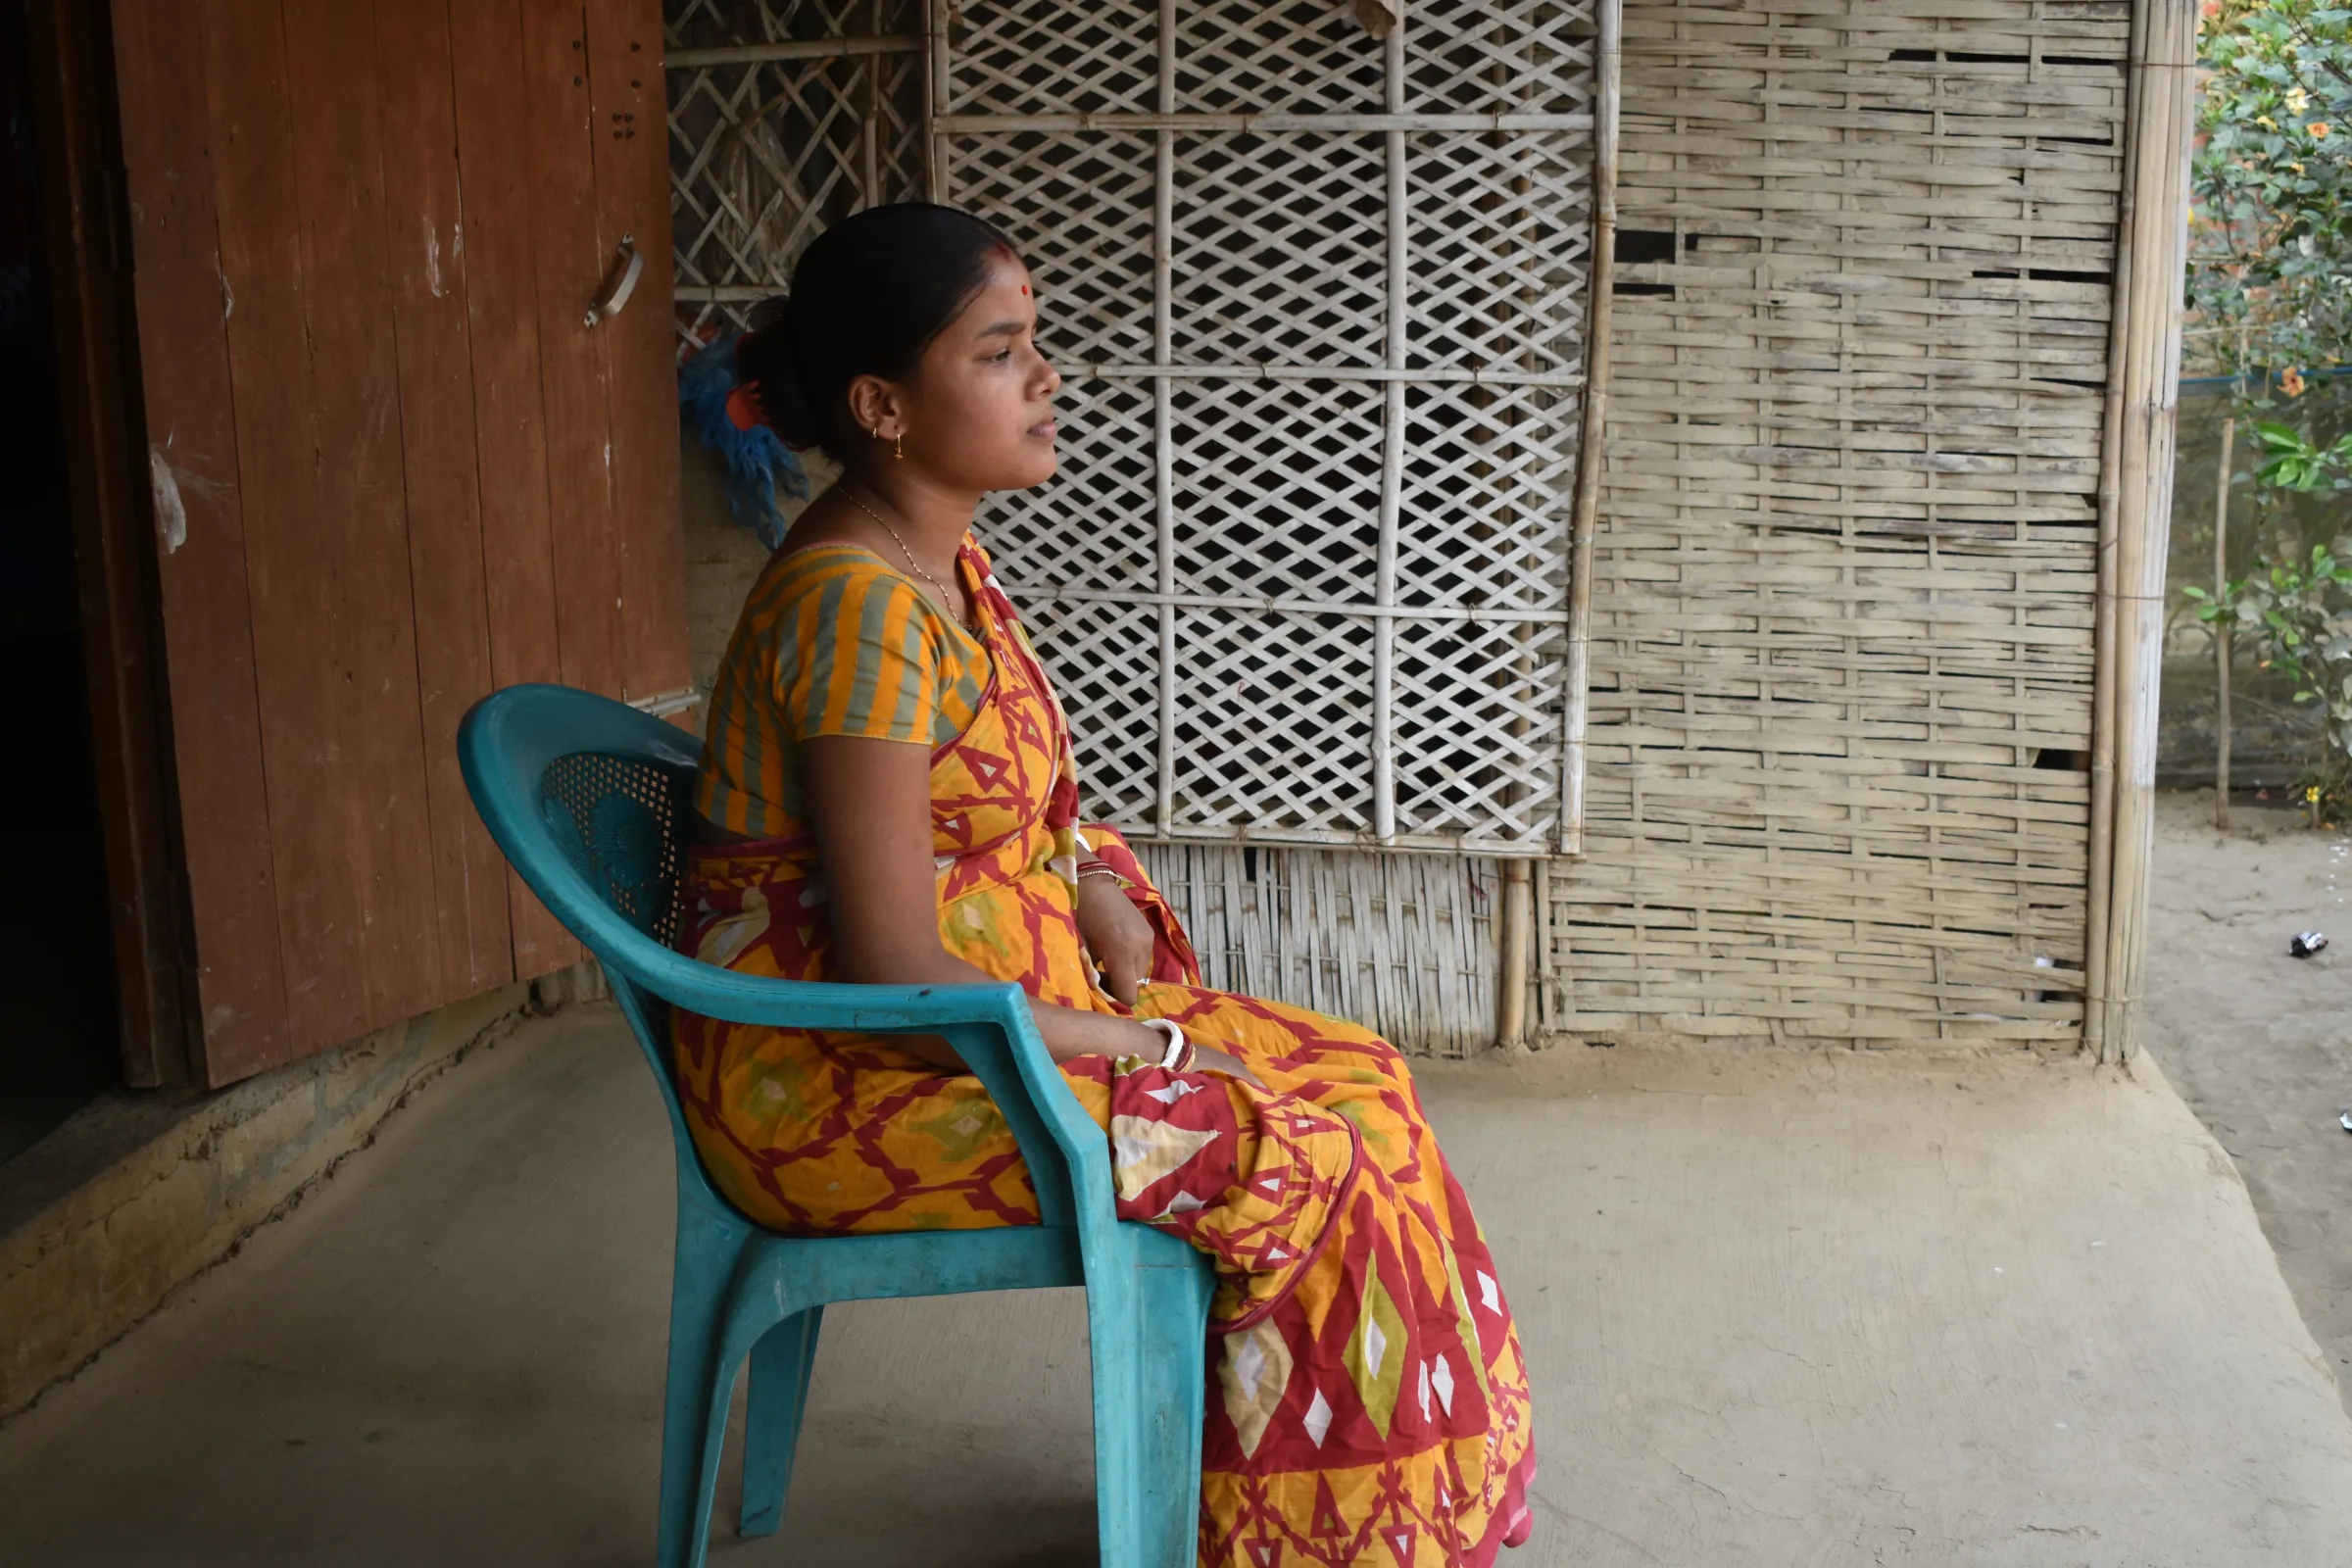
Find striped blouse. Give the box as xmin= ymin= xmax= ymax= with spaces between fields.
xmin=695 ymin=543 xmax=992 ymax=839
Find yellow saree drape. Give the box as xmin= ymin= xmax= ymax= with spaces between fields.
xmin=673 ymin=540 xmax=1535 ymax=1566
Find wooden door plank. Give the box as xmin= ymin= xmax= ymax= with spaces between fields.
xmin=586 ymin=0 xmax=692 ymax=706
xmin=35 ymin=0 xmax=189 ymax=1083
xmin=113 ymin=0 xmax=295 ymax=1083
xmin=521 ymin=0 xmax=627 ymax=706
xmin=278 ymin=0 xmax=446 ymax=1031
xmin=369 ymin=0 xmax=516 ymax=998
xmin=447 ymin=0 xmax=581 ymax=976
xmin=198 ymin=0 xmax=370 ymax=1061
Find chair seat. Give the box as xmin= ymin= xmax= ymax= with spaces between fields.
xmin=725 ymin=1212 xmax=1203 ymax=1313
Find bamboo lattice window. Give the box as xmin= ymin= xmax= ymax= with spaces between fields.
xmin=666 ymin=0 xmax=929 ymax=345
xmin=938 ymin=0 xmax=1597 ymax=854
xmin=666 ymin=1 xmax=1597 ymax=855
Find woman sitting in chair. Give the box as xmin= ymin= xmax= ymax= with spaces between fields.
xmin=676 ymin=201 xmax=1534 ymax=1567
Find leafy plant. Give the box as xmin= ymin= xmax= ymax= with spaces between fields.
xmin=2183 ymin=540 xmax=2352 ymax=760
xmin=2246 ymin=418 xmax=2352 ymax=488
xmin=2188 ymin=2 xmax=2352 ymax=394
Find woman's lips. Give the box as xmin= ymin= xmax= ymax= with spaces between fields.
xmin=1029 ymin=417 xmax=1057 ymax=438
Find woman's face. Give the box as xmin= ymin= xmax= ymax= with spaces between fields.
xmin=886 ymin=252 xmax=1061 ymax=493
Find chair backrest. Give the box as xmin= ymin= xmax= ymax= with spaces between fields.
xmin=456 ymin=685 xmax=716 ymax=1205
xmin=536 ymin=749 xmax=688 ymax=948
xmin=456 ymin=684 xmax=1119 ymax=1244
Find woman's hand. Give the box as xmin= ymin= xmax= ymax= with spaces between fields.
xmin=1074 ymin=873 xmax=1157 ymax=1006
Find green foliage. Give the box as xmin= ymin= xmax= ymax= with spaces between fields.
xmin=2184 ymin=6 xmax=2352 ymax=787
xmin=2184 ymin=541 xmax=2352 ymax=760
xmin=2189 ymin=1 xmax=2352 ymax=391
xmin=2245 ymin=418 xmax=2352 ymax=487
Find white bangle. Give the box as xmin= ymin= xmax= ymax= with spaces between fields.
xmin=1139 ymin=1017 xmax=1189 ymax=1071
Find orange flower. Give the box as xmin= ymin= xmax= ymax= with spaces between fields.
xmin=2311 ymin=122 xmax=2333 ymax=139
xmin=2281 ymin=367 xmax=2307 ymax=397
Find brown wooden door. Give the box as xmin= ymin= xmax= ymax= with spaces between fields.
xmin=109 ymin=0 xmax=688 ymax=1088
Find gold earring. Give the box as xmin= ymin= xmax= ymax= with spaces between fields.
xmin=894 ymin=431 xmax=905 ymax=461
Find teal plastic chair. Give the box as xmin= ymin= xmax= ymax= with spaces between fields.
xmin=457 ymin=684 xmax=1214 ymax=1568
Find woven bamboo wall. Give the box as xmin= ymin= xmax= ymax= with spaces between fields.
xmin=1545 ymin=0 xmax=2130 ymax=1046
xmin=1137 ymin=843 xmax=1501 ymax=1057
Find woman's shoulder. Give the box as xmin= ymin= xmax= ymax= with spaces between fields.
xmin=743 ymin=542 xmax=927 ymax=626
xmin=761 ymin=539 xmax=902 ymax=592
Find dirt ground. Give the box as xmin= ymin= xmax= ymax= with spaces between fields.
xmin=2141 ymin=790 xmax=2352 ymax=1410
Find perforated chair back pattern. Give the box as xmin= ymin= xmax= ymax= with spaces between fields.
xmin=536 ymin=750 xmax=686 ymax=948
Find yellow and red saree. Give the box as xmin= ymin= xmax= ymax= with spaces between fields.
xmin=673 ymin=538 xmax=1535 ymax=1565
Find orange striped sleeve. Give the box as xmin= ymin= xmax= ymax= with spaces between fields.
xmin=694 ymin=547 xmax=982 ymax=838
xmin=775 ymin=560 xmax=942 ymax=745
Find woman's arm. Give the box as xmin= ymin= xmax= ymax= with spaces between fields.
xmin=802 ymin=732 xmax=1167 ymax=1071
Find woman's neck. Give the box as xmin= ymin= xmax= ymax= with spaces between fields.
xmin=842 ymin=462 xmax=977 ymax=575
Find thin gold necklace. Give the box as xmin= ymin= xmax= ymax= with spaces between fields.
xmin=839 ymin=484 xmax=970 ymax=628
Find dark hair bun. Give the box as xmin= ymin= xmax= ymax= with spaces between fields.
xmin=735 ymin=296 xmax=821 ymax=452
xmin=730 ymin=203 xmax=1020 ymax=465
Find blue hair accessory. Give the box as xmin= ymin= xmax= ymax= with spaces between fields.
xmin=679 ymin=333 xmax=807 ymax=549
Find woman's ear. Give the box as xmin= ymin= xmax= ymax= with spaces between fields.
xmin=845 ymin=373 xmax=905 ymax=442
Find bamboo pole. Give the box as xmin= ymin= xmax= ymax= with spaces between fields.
xmin=860 ymin=0 xmax=882 ymax=210
xmin=1533 ymin=858 xmax=1555 ymax=1033
xmin=666 ymin=34 xmax=923 ymax=70
xmin=2082 ymin=0 xmax=2149 ymax=1060
xmin=1373 ymin=7 xmax=1407 ymax=845
xmin=1498 ymin=860 xmax=1532 ymax=1047
xmin=1152 ymin=0 xmax=1178 ymax=837
xmin=2096 ymin=0 xmax=2198 ymax=1063
xmin=1493 ymin=3 xmax=1540 ymax=1047
xmin=1558 ymin=0 xmax=1621 ymax=860
xmin=1512 ymin=0 xmax=1621 ymax=1040
xmin=916 ymin=362 xmax=1590 ymax=386
xmin=2214 ymin=414 xmax=2233 ymax=830
xmin=929 ymin=111 xmax=1594 ymax=133
xmin=923 ymin=0 xmax=948 ymax=202
xmin=1006 ymin=583 xmax=1569 ymax=624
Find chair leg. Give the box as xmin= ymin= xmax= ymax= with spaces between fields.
xmin=739 ymin=1305 xmax=824 ymax=1538
xmin=1090 ymin=1246 xmax=1217 ymax=1568
xmin=657 ymin=1205 xmax=753 ymax=1568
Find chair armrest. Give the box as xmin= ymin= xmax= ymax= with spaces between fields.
xmin=612 ymin=943 xmax=1120 ymax=1240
